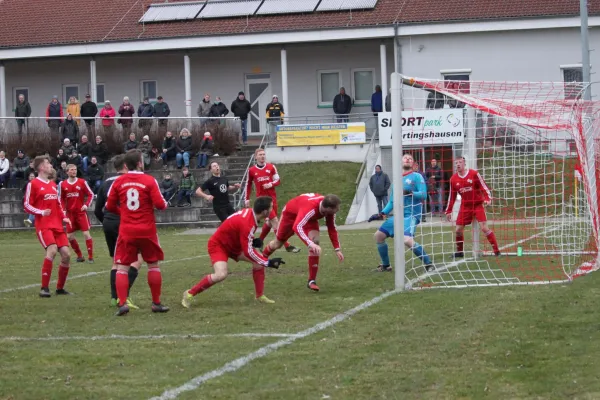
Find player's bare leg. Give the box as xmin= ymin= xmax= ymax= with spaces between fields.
xmin=454 ymin=225 xmax=465 ymax=258
xmin=67 ymin=232 xmax=85 ymax=263
xmin=404 ymin=236 xmax=435 ymax=272
xmin=374 ymin=230 xmax=392 ymax=272
xmin=55 ymin=246 xmax=72 ymax=295
xmin=479 ymin=221 xmax=500 ymax=256
xmin=40 ymin=244 xmax=58 ymax=297
xmin=82 ymin=230 xmax=94 ymax=263
xmin=182 ymin=261 xmax=229 ymax=308
xmin=263 ymin=217 xmax=300 ymax=253
xmin=147 ymin=262 xmax=169 ymax=313
xmin=306 ymin=230 xmax=321 ymax=291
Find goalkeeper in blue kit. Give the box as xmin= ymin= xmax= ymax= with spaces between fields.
xmin=369 ymin=154 xmax=435 ymax=272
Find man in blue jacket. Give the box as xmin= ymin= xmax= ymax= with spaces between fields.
xmin=371 ymin=85 xmax=383 ymax=116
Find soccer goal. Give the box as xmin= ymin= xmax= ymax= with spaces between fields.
xmin=393 ymin=76 xmax=599 ymax=289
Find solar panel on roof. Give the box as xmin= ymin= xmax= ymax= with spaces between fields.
xmin=140 ymin=2 xmax=205 ymax=23
xmin=255 ymin=0 xmax=320 ymax=15
xmin=316 ymin=0 xmax=379 ymax=12
xmin=198 ymin=0 xmax=262 ymax=19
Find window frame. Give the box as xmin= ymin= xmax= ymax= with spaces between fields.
xmin=560 ymin=64 xmax=584 ymax=100
xmin=140 ymin=80 xmax=158 ymax=103
xmin=441 ymin=69 xmax=471 ymax=95
xmin=62 ymin=84 xmax=80 ymax=107
xmin=317 ymin=69 xmax=342 ymax=107
xmin=88 ymin=82 xmax=106 ymax=105
xmin=12 ymin=87 xmax=29 ymax=111
xmin=351 ymin=67 xmax=376 ymax=106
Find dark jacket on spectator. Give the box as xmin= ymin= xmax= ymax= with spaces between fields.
xmin=266 ymin=101 xmax=284 ymax=121
xmin=123 ymin=140 xmax=138 ymax=153
xmin=46 ymin=102 xmax=63 ymax=123
xmin=57 ymin=168 xmax=68 ymax=182
xmin=425 ymin=165 xmax=443 ymax=188
xmin=231 ymin=98 xmax=251 ymax=120
xmin=60 ymin=144 xmax=75 ymax=157
xmin=160 ymin=177 xmax=176 ymax=192
xmin=78 ymin=142 xmax=90 ymax=158
xmin=197 ymin=99 xmax=211 ymax=118
xmin=371 ymin=91 xmax=383 ymax=114
xmin=55 ymin=151 xmax=69 ymax=166
xmin=80 ymin=101 xmax=98 ymax=123
xmin=90 ymin=141 xmax=109 ymax=164
xmin=87 ymin=163 xmax=104 ymax=182
xmin=153 ymin=102 xmax=170 ymax=122
xmin=179 ymin=173 xmax=196 ymax=191
xmin=68 ymin=155 xmax=84 ymax=177
xmin=15 ymin=101 xmax=32 ymax=119
xmin=12 ymin=156 xmax=29 ymax=173
xmin=177 ymin=136 xmax=193 ymax=153
xmin=426 ymin=91 xmax=445 ymax=109
xmin=138 ymin=103 xmax=154 ymax=118
xmin=209 ymin=102 xmax=229 ymax=118
xmin=61 ymin=119 xmax=79 ymax=144
xmin=162 ymin=136 xmax=176 ymax=157
xmin=333 ymin=93 xmax=352 ymax=115
xmin=138 ymin=140 xmax=153 ymax=156
xmin=24 ymin=165 xmax=35 ymax=179
xmin=369 ymin=171 xmax=391 ymax=197
xmin=199 ymin=137 xmax=214 ymax=156
xmin=118 ymin=104 xmax=135 ymax=125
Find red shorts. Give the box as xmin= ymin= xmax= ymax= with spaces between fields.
xmin=66 ymin=212 xmax=90 ymax=233
xmin=276 ymin=211 xmax=319 ymax=243
xmin=37 ymin=228 xmax=69 ymax=249
xmin=114 ymin=235 xmax=164 ymax=266
xmin=456 ymin=203 xmax=487 ymax=226
xmin=207 ymin=238 xmax=238 ymax=265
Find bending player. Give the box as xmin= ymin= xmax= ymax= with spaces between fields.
xmin=369 ymin=154 xmax=435 ymax=272
xmin=24 ymin=156 xmax=72 ymax=297
xmin=263 ymin=193 xmax=344 ymax=291
xmin=59 ymin=164 xmax=95 ymax=263
xmin=244 ymin=148 xmax=300 ymax=253
xmin=94 ymin=155 xmax=143 ymax=309
xmin=106 ymin=150 xmax=170 ymax=316
xmin=182 ymin=196 xmax=285 ymax=308
xmin=445 ymin=157 xmax=500 ymax=257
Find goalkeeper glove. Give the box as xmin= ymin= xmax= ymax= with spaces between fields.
xmin=368 ymin=213 xmax=383 ymax=222
xmin=252 ymin=238 xmax=263 ymax=248
xmin=267 ymin=258 xmax=286 ymax=269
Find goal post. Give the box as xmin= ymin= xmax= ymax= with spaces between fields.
xmin=387 ymin=76 xmax=599 ymax=290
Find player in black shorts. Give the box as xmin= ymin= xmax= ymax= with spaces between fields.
xmin=94 ymin=154 xmax=142 ymax=308
xmin=196 ymin=161 xmax=241 ymax=222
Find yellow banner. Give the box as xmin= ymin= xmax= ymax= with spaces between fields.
xmin=276 ymin=123 xmax=366 ymax=147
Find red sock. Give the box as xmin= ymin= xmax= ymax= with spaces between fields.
xmin=41 ymin=257 xmax=53 ymax=288
xmin=308 ymin=256 xmax=319 ymax=281
xmin=259 ymin=223 xmax=271 ymax=241
xmin=57 ymin=264 xmax=70 ymax=290
xmin=85 ymin=238 xmax=94 ymax=259
xmin=189 ymin=275 xmax=214 ymax=296
xmin=456 ymin=232 xmax=464 ymax=253
xmin=69 ymin=239 xmax=82 ymax=258
xmin=486 ymin=230 xmax=499 ymax=253
xmin=147 ymin=267 xmax=162 ymax=304
xmin=262 ymin=245 xmax=274 ymax=258
xmin=116 ymin=270 xmax=129 ymax=306
xmin=252 ymin=268 xmax=265 ymax=298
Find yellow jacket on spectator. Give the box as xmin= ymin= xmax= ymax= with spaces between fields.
xmin=67 ymin=100 xmax=81 ymax=125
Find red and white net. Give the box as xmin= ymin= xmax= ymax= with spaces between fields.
xmin=398 ymin=77 xmax=599 ymax=289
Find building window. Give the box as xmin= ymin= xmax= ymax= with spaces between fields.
xmin=141 ymin=80 xmax=158 ymax=102
xmin=88 ymin=83 xmax=106 ymax=104
xmin=351 ymin=68 xmax=375 ymax=105
xmin=317 ymin=70 xmax=342 ymax=106
xmin=13 ymin=87 xmax=29 ymax=110
xmin=561 ymin=65 xmax=583 ymax=100
xmin=62 ymin=84 xmax=80 ymax=105
xmin=442 ymin=69 xmax=471 ymax=94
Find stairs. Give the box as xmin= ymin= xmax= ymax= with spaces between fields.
xmin=0 ymin=147 xmax=257 ymax=230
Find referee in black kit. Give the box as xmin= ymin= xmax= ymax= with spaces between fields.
xmin=94 ymin=154 xmax=142 ymax=308
xmin=196 ymin=161 xmax=241 ymax=222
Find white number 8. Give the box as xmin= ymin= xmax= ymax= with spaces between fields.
xmin=127 ymin=188 xmax=140 ymax=211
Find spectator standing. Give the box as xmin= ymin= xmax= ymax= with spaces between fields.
xmin=90 ymin=136 xmax=109 ymax=165
xmin=425 ymin=158 xmax=444 ymax=214
xmin=61 ymin=138 xmax=75 ymax=157
xmin=333 ymin=87 xmax=352 ymax=123
xmin=371 ymin=85 xmax=383 ymax=115
xmin=369 ymin=165 xmax=391 ymax=214
xmin=118 ymin=97 xmax=135 ymax=135
xmin=80 ymin=94 xmax=98 ymax=135
xmin=266 ymin=94 xmax=284 ymax=124
xmin=138 ymin=135 xmax=153 ymax=169
xmin=137 ymin=97 xmax=154 ymax=136
xmin=176 ymin=128 xmax=193 ymax=169
xmin=153 ymin=96 xmax=170 ymax=135
xmin=99 ymin=101 xmax=116 ymax=135
xmin=87 ymin=156 xmax=105 ymax=194
xmin=0 ymin=151 xmax=9 ymax=189
xmin=231 ymin=91 xmax=251 ymax=145
xmin=160 ymin=173 xmax=177 ymax=205
xmin=176 ymin=167 xmax=196 ymax=207
xmin=78 ymin=135 xmax=91 ymax=173
xmin=197 ymin=93 xmax=212 ymax=128
xmin=22 ymin=172 xmax=36 ymax=227
xmin=67 ymin=97 xmax=81 ymax=125
xmin=15 ymin=94 xmax=31 ymax=135
xmin=196 ymin=131 xmax=214 ymax=169
xmin=160 ymin=131 xmax=177 ymax=170
xmin=46 ymin=95 xmax=64 ymax=135
xmin=208 ymin=97 xmax=229 ymax=125
xmin=426 ymin=90 xmax=445 ymax=109
xmin=123 ymin=133 xmax=138 ymax=153
xmin=61 ymin=114 xmax=79 ymax=145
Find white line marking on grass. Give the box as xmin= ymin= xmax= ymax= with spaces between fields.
xmin=149 ymin=290 xmax=397 ymax=400
xmin=0 ymin=255 xmax=209 ymax=294
xmin=0 ymin=333 xmax=298 ymax=342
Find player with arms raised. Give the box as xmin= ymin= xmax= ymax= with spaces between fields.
xmin=181 ymin=196 xmax=285 ymax=308
xmin=244 ymin=148 xmax=300 ymax=253
xmin=263 ymin=193 xmax=344 ymax=291
xmin=445 ymin=157 xmax=500 ymax=257
xmin=106 ymin=150 xmax=170 ymax=316
xmin=59 ymin=164 xmax=95 ymax=263
xmin=24 ymin=156 xmax=72 ymax=297
xmin=369 ymin=154 xmax=435 ymax=272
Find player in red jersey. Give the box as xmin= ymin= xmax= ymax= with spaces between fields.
xmin=445 ymin=157 xmax=500 ymax=257
xmin=181 ymin=196 xmax=286 ymax=308
xmin=24 ymin=156 xmax=72 ymax=297
xmin=105 ymin=150 xmax=170 ymax=316
xmin=59 ymin=164 xmax=95 ymax=263
xmin=244 ymin=148 xmax=300 ymax=254
xmin=263 ymin=193 xmax=344 ymax=291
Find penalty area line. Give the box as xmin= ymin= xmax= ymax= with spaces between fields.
xmin=0 ymin=333 xmax=299 ymax=342
xmin=0 ymin=255 xmax=208 ymax=294
xmin=149 ymin=289 xmax=398 ymax=400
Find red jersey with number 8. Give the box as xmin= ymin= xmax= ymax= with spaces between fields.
xmin=105 ymin=171 xmax=168 ymax=238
